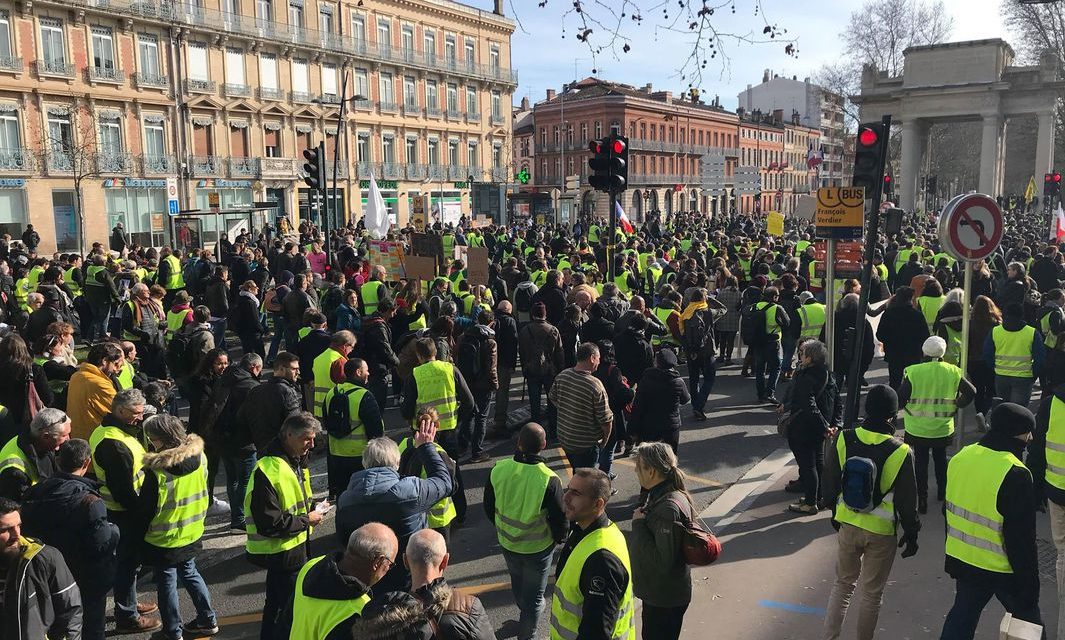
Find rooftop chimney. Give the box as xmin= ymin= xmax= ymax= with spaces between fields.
xmin=520 ymin=96 xmax=530 ymax=110
xmin=493 ymin=0 xmax=503 ymax=15
xmin=642 ymin=83 xmax=653 ymax=93
xmin=650 ymin=91 xmax=673 ymax=104
xmin=763 ymin=69 xmax=770 ymax=83
xmin=546 ymin=89 xmax=556 ymax=100
xmin=772 ymin=108 xmax=784 ymax=123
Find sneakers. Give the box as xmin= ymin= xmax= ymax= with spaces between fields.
xmin=467 ymin=452 xmax=491 ymax=464
xmin=114 ymin=616 xmax=162 ymax=634
xmin=183 ymin=618 xmax=220 ymax=637
xmin=787 ymin=502 xmax=818 ymax=515
xmin=206 ymin=498 xmax=230 ymax=517
xmin=764 ymin=394 xmax=781 ymax=406
xmin=692 ymin=409 xmax=707 ymax=421
xmin=230 ymin=520 xmax=247 ymax=532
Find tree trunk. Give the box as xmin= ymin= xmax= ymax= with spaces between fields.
xmin=75 ymin=184 xmax=85 ymax=257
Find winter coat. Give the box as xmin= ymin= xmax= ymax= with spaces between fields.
xmin=335 ymin=303 xmax=361 ymax=334
xmin=204 ymin=276 xmax=230 ymax=317
xmin=282 ymin=287 xmax=317 ymax=327
xmin=457 ymin=325 xmax=498 ymax=394
xmin=0 ymin=435 xmax=56 ymax=502
xmin=202 ymin=364 xmax=261 ymax=455
xmin=593 ymin=357 xmax=635 ymax=435
xmin=240 ymin=376 xmax=304 ymax=452
xmin=296 ymin=328 xmax=332 ymax=382
xmin=67 ymin=363 xmax=115 ymax=441
xmin=494 ymin=311 xmax=519 ymax=370
xmin=614 ymin=326 xmax=654 ymax=384
xmin=1031 ymin=256 xmax=1062 ymax=293
xmin=531 ymin=283 xmax=568 ymax=325
xmin=517 ymin=319 xmax=564 ymax=379
xmin=276 ymin=552 xmax=372 ymax=640
xmin=783 ymin=362 xmax=840 ymax=441
xmin=0 ymin=538 xmax=81 ymax=640
xmin=21 ymin=472 xmax=119 ymax=595
xmin=876 ymin=302 xmax=930 ymax=366
xmin=629 ymin=366 xmax=690 ymax=441
xmin=556 ymin=317 xmax=583 ymax=369
xmin=415 ymin=577 xmax=495 ymax=640
xmin=231 ymin=290 xmax=266 ymax=336
xmin=832 ymin=309 xmax=874 ymax=377
xmin=137 ymin=435 xmax=207 ymax=566
xmin=715 ymin=287 xmax=743 ymax=332
xmin=349 ymin=591 xmax=434 ymax=640
xmin=629 ymin=482 xmax=692 ymax=607
xmin=580 ymin=313 xmax=615 ymax=346
xmin=361 ymin=314 xmax=399 ymax=380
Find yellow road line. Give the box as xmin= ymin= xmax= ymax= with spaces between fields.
xmin=556 ymin=447 xmax=573 ymax=478
xmin=214 ymin=613 xmax=262 ymax=625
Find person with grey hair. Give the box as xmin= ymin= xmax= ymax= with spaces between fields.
xmin=122 ymin=278 xmax=167 ymax=379
xmin=138 ymin=415 xmax=218 ymax=639
xmin=0 ymin=407 xmax=70 ymax=501
xmin=88 ymin=387 xmax=162 ymax=633
xmin=277 ymin=522 xmax=398 ymax=639
xmin=406 ymin=528 xmax=495 ymax=640
xmin=336 ymin=415 xmax=453 ymax=594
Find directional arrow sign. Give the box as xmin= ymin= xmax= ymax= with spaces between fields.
xmin=938 ymin=193 xmax=1003 ymax=261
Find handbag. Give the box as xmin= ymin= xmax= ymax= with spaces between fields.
xmin=776 ymin=410 xmax=795 ymax=438
xmin=666 ymin=497 xmax=722 ymax=566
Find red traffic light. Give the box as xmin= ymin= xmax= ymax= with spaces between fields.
xmin=883 ymin=175 xmax=892 ymax=183
xmin=1046 ymin=173 xmax=1054 ymax=183
xmin=612 ymin=139 xmax=626 ymax=154
xmin=858 ymin=127 xmax=879 ymax=147
xmin=1055 ymin=172 xmax=1062 ymax=183
xmin=589 ymin=140 xmax=602 ymax=154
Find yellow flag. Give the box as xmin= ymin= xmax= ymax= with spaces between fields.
xmin=767 ymin=211 xmax=785 ymax=237
xmin=1025 ymin=176 xmax=1036 ymax=205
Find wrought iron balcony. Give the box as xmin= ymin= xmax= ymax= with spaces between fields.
xmin=135 ymin=72 xmax=167 ymax=88
xmin=446 ymin=109 xmax=463 ymax=121
xmin=426 ymin=107 xmax=442 ymax=119
xmin=381 ymin=163 xmax=403 ymax=180
xmin=223 ymin=83 xmax=252 ymax=98
xmin=318 ymin=93 xmax=341 ymax=105
xmin=447 ymin=166 xmax=467 ymax=181
xmin=490 ymin=114 xmax=504 ymax=126
xmin=35 ymin=59 xmax=75 ymax=78
xmin=260 ymin=157 xmax=295 ymax=176
xmin=258 ymin=87 xmax=284 ymax=101
xmin=324 ymin=161 xmax=348 ymax=179
xmin=185 ymin=78 xmax=216 ymax=94
xmin=406 ymin=164 xmax=427 ymax=180
xmin=46 ymin=152 xmax=73 ymax=173
xmin=141 ymin=154 xmax=176 ymax=174
xmin=378 ymin=101 xmax=398 ymax=114
xmin=402 ymin=102 xmax=419 ymax=116
xmin=290 ymin=91 xmax=313 ymax=104
xmin=0 ymin=57 xmax=22 ymax=72
xmin=228 ymin=157 xmax=261 ymax=178
xmin=354 ymin=161 xmax=377 ymax=178
xmin=350 ymin=98 xmax=372 ymax=110
xmin=89 ymin=66 xmax=124 ymax=83
xmin=0 ymin=148 xmax=34 ymax=172
xmin=97 ymin=152 xmax=134 ymax=174
xmin=427 ymin=164 xmax=447 ymax=180
xmin=191 ymin=155 xmax=221 ymax=176
xmin=466 ymin=111 xmax=480 ymax=123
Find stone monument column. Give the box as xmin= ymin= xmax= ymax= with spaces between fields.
xmin=979 ymin=114 xmax=1003 ymax=195
xmin=900 ymin=119 xmax=927 ymax=211
xmin=1035 ymin=109 xmax=1055 ymax=181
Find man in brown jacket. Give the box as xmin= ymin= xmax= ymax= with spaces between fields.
xmin=518 ymin=303 xmax=564 ymax=440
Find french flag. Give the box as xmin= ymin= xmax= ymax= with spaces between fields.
xmin=1052 ymin=202 xmax=1065 ymax=241
xmin=615 ymin=201 xmax=634 ymax=234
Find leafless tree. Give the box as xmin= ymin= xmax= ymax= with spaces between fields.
xmin=842 ymin=0 xmax=953 ymax=77
xmin=520 ymin=0 xmax=798 ymax=89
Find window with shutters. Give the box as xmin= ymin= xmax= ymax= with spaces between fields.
xmin=354 ymin=68 xmax=368 ymax=99
xmin=403 ymin=77 xmax=416 ymax=108
xmin=91 ymin=27 xmax=115 ymax=71
xmin=264 ymin=128 xmax=279 ymax=157
xmin=379 ymin=72 xmax=394 ymax=106
xmin=0 ymin=112 xmax=21 ymax=151
xmin=356 ymin=132 xmax=370 ymax=162
xmin=230 ymin=125 xmax=248 ymax=157
xmin=448 ymin=139 xmax=459 ymax=166
xmin=467 ymin=141 xmax=477 ymax=169
xmin=427 ymin=138 xmax=439 ymax=165
xmin=466 ymin=87 xmax=477 ymax=115
xmin=0 ymin=11 xmax=12 ymax=59
xmin=138 ymin=35 xmax=161 ymax=77
xmin=291 ymin=58 xmax=308 ymax=93
xmin=405 ymin=137 xmax=417 ymax=165
xmin=40 ymin=19 xmax=67 ymax=66
xmin=382 ymin=134 xmax=394 ymax=164
xmin=193 ymin=123 xmax=211 ymax=155
xmin=321 ymin=63 xmax=337 ymax=98
xmin=188 ymin=43 xmax=208 ymax=81
xmin=144 ymin=122 xmax=165 ymax=157
xmin=99 ymin=117 xmax=123 ymax=154
xmin=425 ymin=80 xmax=438 ymax=109
xmin=226 ymin=48 xmax=245 ymax=86
xmin=260 ymin=54 xmax=278 ymax=89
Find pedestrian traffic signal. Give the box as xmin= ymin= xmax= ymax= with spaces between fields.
xmin=883 ymin=174 xmax=893 ymax=199
xmin=852 ymin=123 xmax=889 ymax=200
xmin=1054 ymin=172 xmax=1062 ymax=199
xmin=587 ymin=134 xmax=629 ymax=193
xmin=302 ymin=142 xmax=327 ymax=190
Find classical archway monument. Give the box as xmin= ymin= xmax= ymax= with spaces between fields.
xmin=853 ymin=39 xmax=1064 ymax=211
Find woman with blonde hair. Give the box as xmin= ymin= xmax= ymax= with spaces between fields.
xmin=629 ymin=441 xmax=694 ymax=640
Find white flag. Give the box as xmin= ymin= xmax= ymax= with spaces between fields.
xmin=1053 ymin=202 xmax=1065 ymax=242
xmin=364 ymin=172 xmax=390 ymax=240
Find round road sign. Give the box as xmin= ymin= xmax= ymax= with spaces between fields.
xmin=937 ymin=193 xmax=1003 ymax=262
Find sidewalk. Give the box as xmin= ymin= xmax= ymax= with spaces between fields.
xmin=677 ymin=458 xmax=1060 ymax=640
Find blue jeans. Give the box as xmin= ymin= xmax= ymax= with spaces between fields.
xmin=755 ymin=341 xmax=782 ymax=399
xmin=689 ymin=355 xmax=717 ymax=413
xmin=154 ymin=558 xmax=216 ymax=640
xmin=266 ymin=313 xmax=287 ymax=363
xmin=223 ymin=452 xmax=256 ymax=527
xmin=994 ymin=375 xmax=1035 ymax=410
xmin=87 ymin=300 xmax=112 ymax=341
xmin=210 ymin=318 xmax=227 ymax=349
xmin=502 ymin=546 xmax=555 ymax=640
xmin=940 ymin=577 xmax=1043 ymax=639
xmin=461 ymin=392 xmax=492 ymax=456
xmin=111 ymin=514 xmax=142 ymax=623
xmin=781 ymin=337 xmax=798 ymax=375
xmin=565 ymin=446 xmax=600 ymax=470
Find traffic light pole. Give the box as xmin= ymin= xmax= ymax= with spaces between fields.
xmin=607 ymin=188 xmax=617 ymax=282
xmin=843 ymin=114 xmax=892 ymax=428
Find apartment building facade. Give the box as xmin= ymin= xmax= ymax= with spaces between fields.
xmin=0 ymin=0 xmax=515 ymax=253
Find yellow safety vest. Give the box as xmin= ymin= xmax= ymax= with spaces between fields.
xmin=1042 ymin=309 xmax=1063 ymax=350
xmin=63 ymin=267 xmax=82 ymax=298
xmin=412 ymin=360 xmax=459 ymax=431
xmin=550 ymin=522 xmax=635 ymax=640
xmin=312 ymin=349 xmax=344 ymax=418
xmin=755 ymin=301 xmax=782 ymax=337
xmin=162 ymin=254 xmax=184 ymax=290
xmin=489 ymin=458 xmax=556 ymax=554
xmin=833 ymin=427 xmax=910 ymax=536
xmin=945 ymin=444 xmax=1029 ymax=574
xmin=244 ymin=456 xmax=312 ymax=556
xmin=85 ymin=265 xmax=106 ymax=288
xmin=145 ymin=453 xmax=209 ymax=549
xmin=166 ymin=309 xmax=190 ymax=340
xmin=13 ymin=277 xmax=28 ymax=311
xmin=651 ymin=307 xmax=679 ymax=346
xmin=798 ymin=303 xmax=826 ymax=339
xmin=991 ymin=325 xmax=1037 ymax=378
xmin=89 ymin=425 xmax=146 ymax=512
xmin=397 ymin=437 xmax=456 ymax=528
xmin=361 ymin=281 xmax=383 ymax=315
xmin=323 ymin=383 xmax=370 ymax=458
xmin=902 ymin=360 xmax=962 ymax=439
xmin=0 ymin=437 xmax=36 ymax=485
xmin=917 ymin=296 xmax=944 ymax=332
xmin=1044 ymin=397 xmax=1065 ymax=493
xmin=290 ymin=555 xmax=370 ymax=639
xmin=116 ymin=361 xmax=135 ymax=391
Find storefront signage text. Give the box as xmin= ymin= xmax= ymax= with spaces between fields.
xmin=0 ymin=179 xmax=25 ymax=188
xmin=102 ymin=178 xmax=167 ymax=189
xmin=197 ymin=179 xmax=254 ymax=189
xmin=359 ymin=179 xmax=398 ymax=190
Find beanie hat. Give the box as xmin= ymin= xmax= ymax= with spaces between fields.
xmin=989 ymin=402 xmax=1035 ymax=437
xmin=753 ymin=275 xmax=769 ymax=288
xmin=922 ymin=336 xmax=947 ymax=358
xmin=864 ymin=384 xmax=899 ymax=420
xmin=656 ymin=348 xmax=678 ymax=369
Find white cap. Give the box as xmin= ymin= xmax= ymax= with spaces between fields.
xmin=922 ymin=336 xmax=947 ymax=358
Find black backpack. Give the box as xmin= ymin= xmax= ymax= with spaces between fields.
xmin=740 ymin=302 xmax=767 ymax=346
xmin=514 ymin=283 xmax=535 ymax=314
xmin=324 ymin=386 xmax=356 ymax=437
xmin=166 ymin=327 xmax=209 ymax=377
xmin=456 ymin=334 xmax=483 ymax=380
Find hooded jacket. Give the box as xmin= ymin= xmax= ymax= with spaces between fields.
xmin=138 ymin=434 xmax=207 ymax=566
xmin=361 ymin=314 xmax=399 ymax=380
xmin=578 ymin=302 xmax=615 ymax=346
xmin=531 ymin=282 xmax=567 ymax=325
xmin=348 ymin=591 xmax=434 ymax=640
xmin=629 ymin=365 xmax=690 ymax=440
xmin=240 ymin=376 xmax=304 ymax=452
xmin=202 ymin=364 xmax=261 ymax=455
xmin=457 ymin=324 xmax=498 ymax=394
xmin=0 ymin=538 xmax=81 ymax=640
xmin=276 ymin=552 xmax=372 ymax=640
xmin=414 ymin=577 xmax=495 ymax=640
xmin=67 ymin=362 xmax=118 ymax=440
xmin=614 ymin=325 xmax=654 ymax=384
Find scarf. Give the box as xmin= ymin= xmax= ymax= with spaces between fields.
xmin=678 ymin=301 xmax=708 ymax=335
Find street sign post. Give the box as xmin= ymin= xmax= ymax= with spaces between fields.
xmin=814 ymin=186 xmax=866 ymax=239
xmin=166 ymin=177 xmax=180 ymax=216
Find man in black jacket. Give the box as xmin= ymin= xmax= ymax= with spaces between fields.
xmin=22 ymin=438 xmax=118 ymax=640
xmin=282 ymin=274 xmax=319 ymax=346
xmin=531 ymin=270 xmax=567 ymax=326
xmin=205 ymin=353 xmax=262 ymax=530
xmin=240 ymin=352 xmax=305 ymax=452
xmin=491 ymin=301 xmax=520 ymax=437
xmin=362 ymin=298 xmax=400 ymax=410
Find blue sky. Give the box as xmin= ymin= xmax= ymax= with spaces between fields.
xmin=464 ymin=0 xmax=1009 ymax=110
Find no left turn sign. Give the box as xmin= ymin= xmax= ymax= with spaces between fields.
xmin=937 ymin=193 xmax=1003 ymax=262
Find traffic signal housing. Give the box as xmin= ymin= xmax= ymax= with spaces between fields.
xmin=1050 ymin=172 xmax=1063 ymax=199
xmin=302 ymin=142 xmax=327 ymax=190
xmin=883 ymin=174 xmax=893 ymax=200
xmin=587 ymin=134 xmax=629 ymax=193
xmin=852 ymin=123 xmax=889 ymax=200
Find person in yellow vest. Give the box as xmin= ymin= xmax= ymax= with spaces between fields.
xmin=1038 ymin=289 xmax=1065 ymax=399
xmin=899 ymin=337 xmax=975 ymax=514
xmin=122 ymin=283 xmax=166 ymax=379
xmin=484 ymin=422 xmax=565 ymax=640
xmin=551 ymin=468 xmax=634 ymax=640
xmin=312 ymin=330 xmax=356 ymax=418
xmin=396 ymin=406 xmax=459 ymax=543
xmin=940 ymin=402 xmax=1043 ymax=637
xmin=165 ymin=291 xmax=194 ymax=343
xmin=88 ymin=388 xmax=163 ymax=633
xmin=821 ymin=385 xmax=920 ymax=640
xmin=753 ymin=286 xmax=790 ymax=405
xmin=278 ymin=523 xmax=397 ymax=640
xmin=245 ymin=412 xmax=324 ymax=640
xmin=322 ymin=358 xmax=384 ymax=500
xmin=360 ymin=265 xmax=389 ymax=316
xmin=984 ymin=303 xmax=1046 ymax=409
xmin=913 ymin=278 xmax=945 ymax=333
xmin=157 ymin=247 xmax=185 ymax=308
xmin=1032 ymin=377 xmax=1065 ymax=639
xmin=796 ymin=291 xmax=826 ymax=340
xmin=0 ymin=408 xmax=70 ymax=502
xmin=139 ymin=414 xmax=219 ymax=639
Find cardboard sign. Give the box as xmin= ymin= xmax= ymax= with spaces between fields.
xmin=465 ymin=246 xmax=489 ymax=286
xmin=402 ymin=255 xmax=437 ymax=281
xmin=368 ymin=240 xmax=405 ymax=279
xmin=815 ymin=187 xmax=865 ymax=239
xmin=411 ymin=195 xmax=427 ymax=228
xmin=767 ymin=211 xmax=784 ymax=237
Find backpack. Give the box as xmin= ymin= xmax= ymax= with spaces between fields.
xmin=514 ymin=282 xmax=535 ymax=314
xmin=263 ymin=287 xmax=283 ymax=314
xmin=324 ymin=386 xmax=356 ymax=438
xmin=740 ymin=302 xmax=767 ymax=346
xmin=840 ymin=454 xmax=880 ymax=513
xmin=166 ymin=326 xmax=209 ymax=377
xmin=456 ymin=334 xmax=483 ymax=380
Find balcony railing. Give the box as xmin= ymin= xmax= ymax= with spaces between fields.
xmin=323 ymin=161 xmax=348 ymax=178
xmin=381 ymin=162 xmax=403 ymax=180
xmin=223 ymin=83 xmax=252 ymax=98
xmin=0 ymin=57 xmax=22 ymax=72
xmin=426 ymin=106 xmax=442 ymax=119
xmin=185 ymin=78 xmax=216 ymax=94
xmin=97 ymin=152 xmax=134 ymax=174
xmin=88 ymin=66 xmax=124 ymax=83
xmin=35 ymin=59 xmax=75 ymax=78
xmin=402 ymin=102 xmax=419 ymax=116
xmin=446 ymin=108 xmax=463 ymax=120
xmin=427 ymin=164 xmax=447 ymax=180
xmin=447 ymin=166 xmax=466 ymax=181
xmin=258 ymin=87 xmax=285 ymax=101
xmin=466 ymin=111 xmax=480 ymax=123
xmin=290 ymin=91 xmax=313 ymax=104
xmin=261 ymin=157 xmax=295 ymax=175
xmin=351 ymin=98 xmax=372 ymax=110
xmin=46 ymin=152 xmax=73 ymax=173
xmin=141 ymin=154 xmax=176 ymax=174
xmin=378 ymin=101 xmax=398 ymax=114
xmin=318 ymin=93 xmax=341 ymax=105
xmin=191 ymin=155 xmax=221 ymax=176
xmin=135 ymin=72 xmax=167 ymax=88
xmin=406 ymin=164 xmax=427 ymax=180
xmin=354 ymin=161 xmax=376 ymax=178
xmin=629 ymin=173 xmax=686 ymax=185
xmin=228 ymin=157 xmax=260 ymax=178
xmin=0 ymin=148 xmax=35 ymax=172
xmin=491 ymin=167 xmax=508 ymax=182
xmin=490 ymin=114 xmax=504 ymax=125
